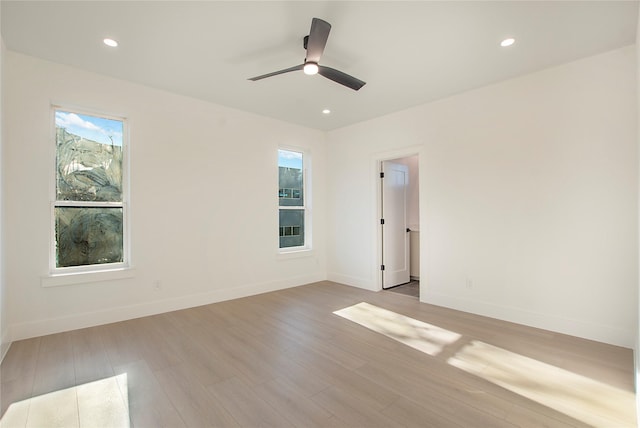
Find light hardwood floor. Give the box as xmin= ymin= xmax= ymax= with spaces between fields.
xmin=0 ymin=281 xmax=637 ymax=427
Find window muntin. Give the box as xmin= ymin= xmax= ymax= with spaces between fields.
xmin=278 ymin=149 xmax=306 ymax=249
xmin=53 ymin=108 xmax=127 ymax=270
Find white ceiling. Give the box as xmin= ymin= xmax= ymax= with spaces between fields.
xmin=2 ymin=1 xmax=638 ymax=131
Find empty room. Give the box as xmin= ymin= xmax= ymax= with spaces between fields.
xmin=0 ymin=1 xmax=639 ymax=427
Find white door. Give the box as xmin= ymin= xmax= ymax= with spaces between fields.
xmin=381 ymin=161 xmax=410 ymax=288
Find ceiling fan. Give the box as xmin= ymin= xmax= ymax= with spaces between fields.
xmin=248 ymin=18 xmax=366 ymax=91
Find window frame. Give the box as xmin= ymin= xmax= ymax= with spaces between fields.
xmin=278 ymin=146 xmax=311 ymax=253
xmin=49 ymin=105 xmax=131 ymax=275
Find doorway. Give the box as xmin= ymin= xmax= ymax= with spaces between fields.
xmin=380 ymin=155 xmax=420 ymax=295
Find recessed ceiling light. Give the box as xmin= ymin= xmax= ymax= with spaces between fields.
xmin=500 ymin=38 xmax=515 ymax=47
xmin=322 ymin=109 xmax=331 ymax=115
xmin=103 ymin=38 xmax=118 ymax=47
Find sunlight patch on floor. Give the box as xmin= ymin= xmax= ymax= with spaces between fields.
xmin=448 ymin=340 xmax=637 ymax=428
xmin=334 ymin=302 xmax=637 ymax=427
xmin=333 ymin=302 xmax=461 ymax=356
xmin=0 ymin=374 xmax=130 ymax=428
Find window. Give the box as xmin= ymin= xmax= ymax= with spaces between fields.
xmin=278 ymin=149 xmax=308 ymax=250
xmin=52 ymin=108 xmax=127 ymax=271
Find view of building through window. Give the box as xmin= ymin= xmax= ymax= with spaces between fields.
xmin=54 ymin=108 xmax=126 ymax=268
xmin=278 ymin=149 xmax=305 ymax=249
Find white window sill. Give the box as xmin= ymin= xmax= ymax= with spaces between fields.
xmin=276 ymin=248 xmax=314 ymax=260
xmin=42 ymin=267 xmax=135 ymax=288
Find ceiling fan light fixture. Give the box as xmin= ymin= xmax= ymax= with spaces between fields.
xmin=303 ymin=62 xmax=319 ymax=75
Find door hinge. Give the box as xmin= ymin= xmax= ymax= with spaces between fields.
xmin=380 ymin=218 xmax=385 ymax=225
xmin=380 ymin=172 xmax=384 ymax=178
xmin=381 ymin=264 xmax=385 ymax=271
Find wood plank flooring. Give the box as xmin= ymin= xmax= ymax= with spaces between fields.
xmin=0 ymin=281 xmax=636 ymax=427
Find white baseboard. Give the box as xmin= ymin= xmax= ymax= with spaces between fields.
xmin=9 ymin=273 xmax=324 ymax=341
xmin=327 ymin=272 xmax=376 ymax=291
xmin=636 ymin=342 xmax=640 ymax=428
xmin=423 ymin=290 xmax=635 ymax=348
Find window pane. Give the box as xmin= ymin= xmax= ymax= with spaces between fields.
xmin=55 ymin=207 xmax=123 ymax=268
xmin=278 ymin=150 xmax=303 ymax=207
xmin=55 ymin=110 xmax=123 ymax=202
xmin=279 ymin=209 xmax=304 ymax=248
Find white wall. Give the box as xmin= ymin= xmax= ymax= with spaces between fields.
xmin=0 ymin=6 xmax=8 ymax=362
xmin=636 ymin=4 xmax=640 ymax=422
xmin=3 ymin=44 xmax=637 ymax=352
xmin=327 ymin=46 xmax=638 ymax=347
xmin=4 ymin=51 xmax=327 ymax=340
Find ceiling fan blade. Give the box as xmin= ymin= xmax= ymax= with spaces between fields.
xmin=305 ymin=18 xmax=331 ymax=63
xmin=318 ymin=66 xmax=366 ymax=91
xmin=248 ymin=64 xmax=303 ymax=81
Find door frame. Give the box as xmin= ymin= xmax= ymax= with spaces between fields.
xmin=373 ymin=145 xmax=424 ymax=295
